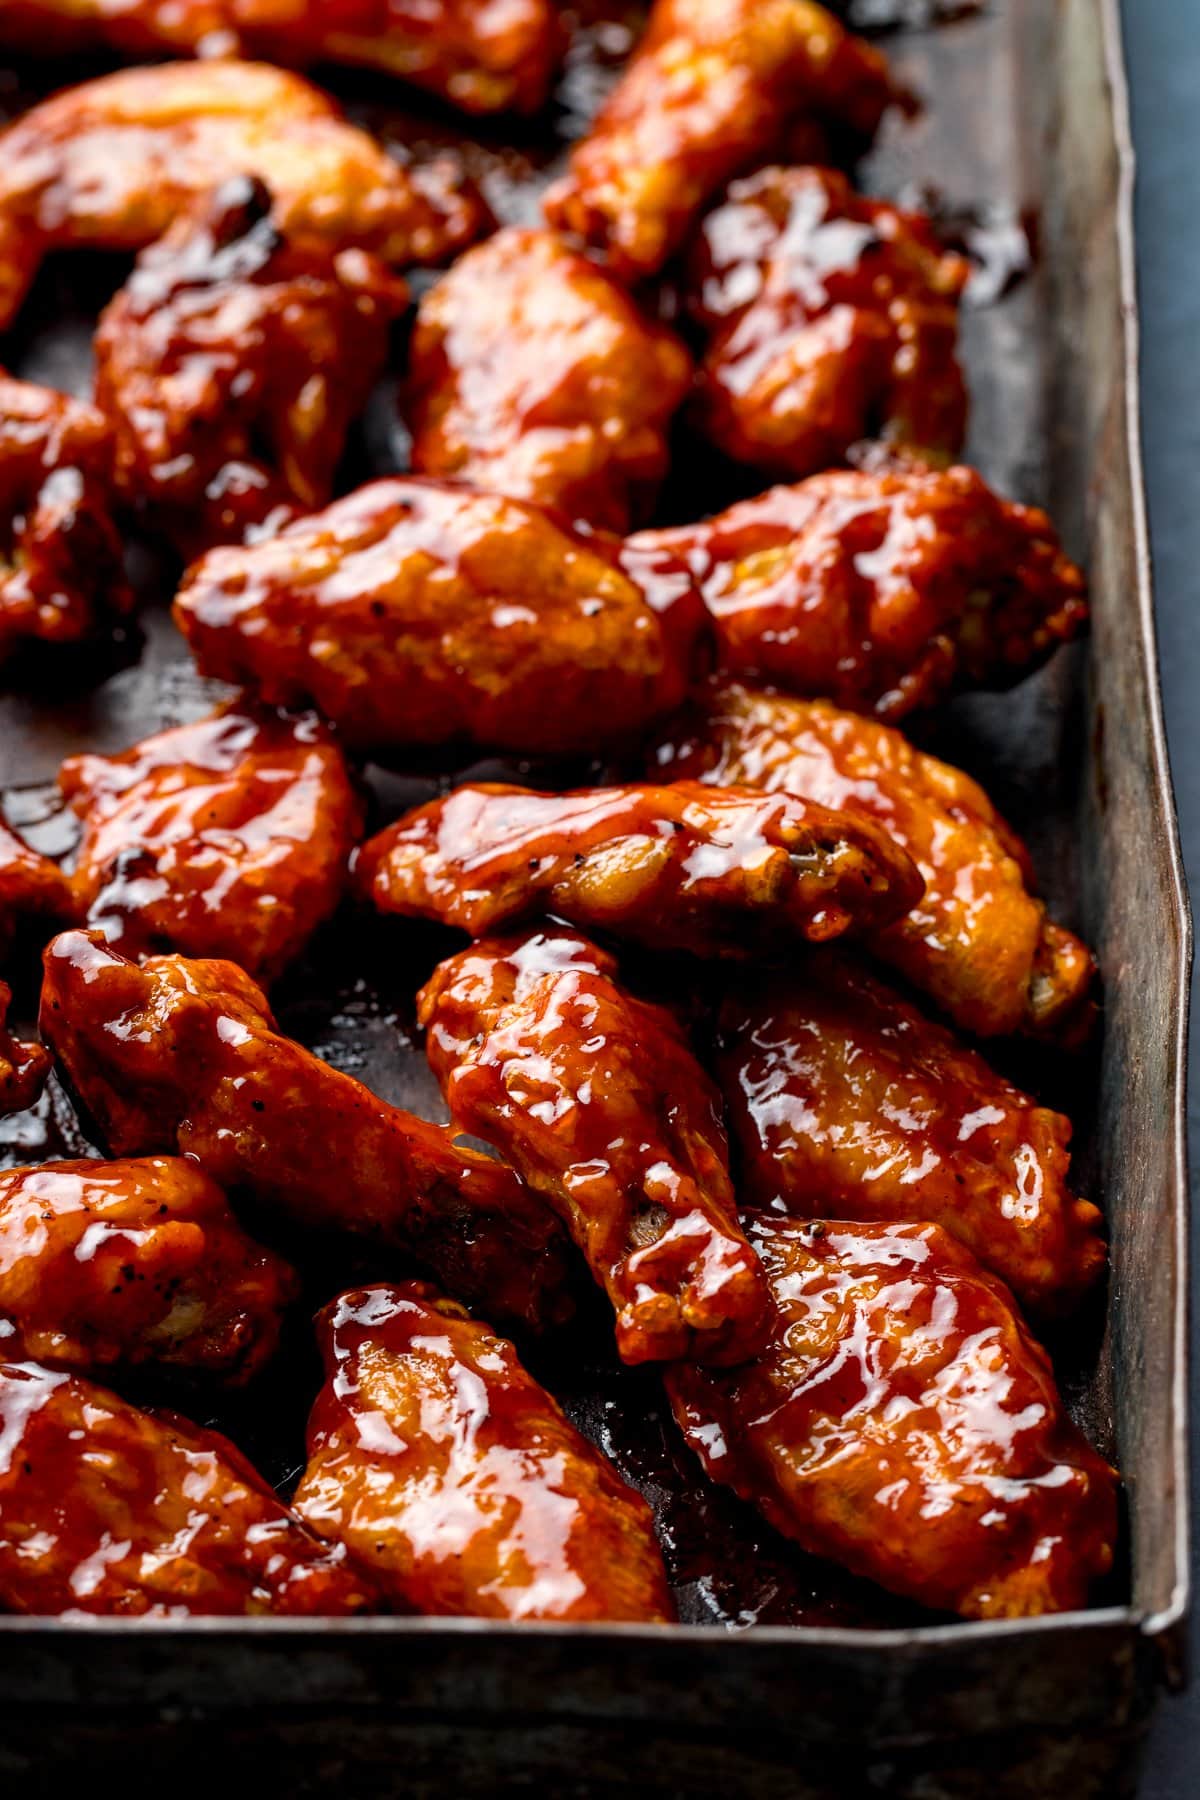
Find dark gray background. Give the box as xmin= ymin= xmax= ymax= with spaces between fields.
xmin=1121 ymin=4 xmax=1198 ymax=1794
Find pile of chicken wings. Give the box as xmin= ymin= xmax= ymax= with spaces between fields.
xmin=0 ymin=0 xmax=1116 ymax=1626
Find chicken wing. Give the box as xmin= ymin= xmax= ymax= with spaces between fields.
xmin=686 ymin=165 xmax=969 ymax=478
xmin=418 ymin=925 xmax=770 ymax=1366
xmin=355 ymin=778 xmax=922 ymax=957
xmin=651 ymin=681 xmax=1095 ymax=1040
xmin=624 ymin=461 xmax=1088 ymax=720
xmin=407 ymin=227 xmax=692 ymax=532
xmin=0 ymin=811 xmax=76 ymax=966
xmin=0 ymin=983 xmax=50 ymax=1117
xmin=0 ymin=1154 xmax=296 ymax=1378
xmin=174 ymin=477 xmax=707 ymax=755
xmin=716 ymin=958 xmax=1105 ymax=1313
xmin=0 ymin=60 xmax=486 ymax=330
xmin=543 ymin=0 xmax=903 ymax=280
xmin=0 ymin=1 xmax=566 ymax=117
xmin=294 ymin=1282 xmax=675 ymax=1620
xmin=0 ymin=1360 xmax=374 ymax=1614
xmin=0 ymin=373 xmax=132 ymax=666
xmin=39 ymin=930 xmax=572 ymax=1330
xmin=60 ymin=701 xmax=362 ymax=983
xmin=93 ymin=178 xmax=408 ymax=555
xmin=665 ymin=1214 xmax=1117 ymax=1618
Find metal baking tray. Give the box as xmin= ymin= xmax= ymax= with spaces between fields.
xmin=0 ymin=0 xmax=1189 ymax=1792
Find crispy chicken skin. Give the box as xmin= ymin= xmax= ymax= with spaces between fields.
xmin=686 ymin=166 xmax=970 ymax=478
xmin=60 ymin=703 xmax=363 ymax=983
xmin=652 ymin=681 xmax=1096 ymax=1040
xmin=93 ymin=179 xmax=409 ymax=555
xmin=0 ymin=60 xmax=485 ymax=330
xmin=175 ymin=477 xmax=707 ymax=755
xmin=0 ymin=1 xmax=566 ymax=117
xmin=665 ymin=1214 xmax=1117 ymax=1619
xmin=407 ymin=228 xmax=693 ymax=533
xmin=419 ymin=926 xmax=770 ymax=1366
xmin=624 ymin=462 xmax=1088 ymax=721
xmin=0 ymin=811 xmax=76 ymax=965
xmin=39 ymin=930 xmax=572 ymax=1331
xmin=0 ymin=1360 xmax=374 ymax=1615
xmin=0 ymin=1155 xmax=297 ymax=1378
xmin=294 ymin=1282 xmax=675 ymax=1621
xmin=716 ymin=960 xmax=1105 ymax=1314
xmin=0 ymin=982 xmax=50 ymax=1117
xmin=0 ymin=374 xmax=132 ymax=665
xmin=543 ymin=0 xmax=902 ymax=280
xmin=356 ymin=779 xmax=923 ymax=958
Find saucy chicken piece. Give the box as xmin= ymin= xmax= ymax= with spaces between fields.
xmin=356 ymin=778 xmax=922 ymax=957
xmin=543 ymin=0 xmax=903 ymax=280
xmin=717 ymin=959 xmax=1105 ymax=1314
xmin=60 ymin=702 xmax=362 ymax=983
xmin=686 ymin=165 xmax=970 ymax=478
xmin=175 ymin=477 xmax=707 ymax=755
xmin=0 ymin=1155 xmax=296 ymax=1378
xmin=0 ymin=982 xmax=50 ymax=1117
xmin=407 ymin=228 xmax=692 ymax=533
xmin=0 ymin=1 xmax=566 ymax=117
xmin=294 ymin=1282 xmax=675 ymax=1621
xmin=0 ymin=811 xmax=76 ymax=966
xmin=665 ymin=1214 xmax=1117 ymax=1618
xmin=624 ymin=462 xmax=1088 ymax=720
xmin=93 ymin=178 xmax=409 ymax=555
xmin=419 ymin=926 xmax=770 ymax=1366
xmin=0 ymin=60 xmax=485 ymax=330
xmin=40 ymin=930 xmax=572 ymax=1331
xmin=0 ymin=1361 xmax=374 ymax=1615
xmin=0 ymin=373 xmax=132 ymax=665
xmin=652 ymin=680 xmax=1096 ymax=1040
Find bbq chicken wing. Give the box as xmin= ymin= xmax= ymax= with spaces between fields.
xmin=407 ymin=228 xmax=692 ymax=533
xmin=0 ymin=60 xmax=485 ymax=330
xmin=94 ymin=179 xmax=408 ymax=555
xmin=175 ymin=477 xmax=707 ymax=755
xmin=0 ymin=374 xmax=132 ymax=666
xmin=0 ymin=982 xmax=50 ymax=1117
xmin=294 ymin=1282 xmax=675 ymax=1620
xmin=0 ymin=1155 xmax=296 ymax=1378
xmin=624 ymin=462 xmax=1088 ymax=720
xmin=60 ymin=702 xmax=362 ymax=983
xmin=40 ymin=930 xmax=572 ymax=1330
xmin=543 ymin=0 xmax=903 ymax=280
xmin=652 ymin=680 xmax=1096 ymax=1040
xmin=717 ymin=959 xmax=1105 ymax=1314
xmin=686 ymin=165 xmax=970 ymax=478
xmin=419 ymin=926 xmax=770 ymax=1366
xmin=0 ymin=1361 xmax=374 ymax=1615
xmin=356 ymin=778 xmax=922 ymax=958
xmin=0 ymin=1 xmax=567 ymax=116
xmin=0 ymin=811 xmax=76 ymax=964
xmin=665 ymin=1214 xmax=1117 ymax=1618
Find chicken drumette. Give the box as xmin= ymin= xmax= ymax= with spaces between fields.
xmin=60 ymin=702 xmax=362 ymax=983
xmin=625 ymin=461 xmax=1088 ymax=720
xmin=295 ymin=1282 xmax=675 ymax=1621
xmin=407 ymin=228 xmax=692 ymax=533
xmin=175 ymin=477 xmax=707 ymax=755
xmin=0 ymin=1155 xmax=296 ymax=1378
xmin=94 ymin=178 xmax=408 ymax=554
xmin=40 ymin=930 xmax=573 ymax=1331
xmin=0 ymin=982 xmax=50 ymax=1117
xmin=419 ymin=925 xmax=770 ymax=1366
xmin=652 ymin=680 xmax=1096 ymax=1040
xmin=356 ymin=779 xmax=922 ymax=957
xmin=543 ymin=0 xmax=903 ymax=280
xmin=666 ymin=1213 xmax=1117 ymax=1619
xmin=686 ymin=165 xmax=970 ymax=477
xmin=0 ymin=1361 xmax=374 ymax=1615
xmin=0 ymin=812 xmax=76 ymax=968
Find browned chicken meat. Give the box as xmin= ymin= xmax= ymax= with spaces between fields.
xmin=93 ymin=178 xmax=409 ymax=554
xmin=419 ymin=925 xmax=771 ymax=1366
xmin=0 ymin=811 xmax=76 ymax=965
xmin=0 ymin=982 xmax=50 ymax=1117
xmin=294 ymin=1282 xmax=675 ymax=1620
xmin=39 ymin=930 xmax=572 ymax=1330
xmin=665 ymin=1214 xmax=1118 ymax=1618
xmin=407 ymin=227 xmax=693 ymax=532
